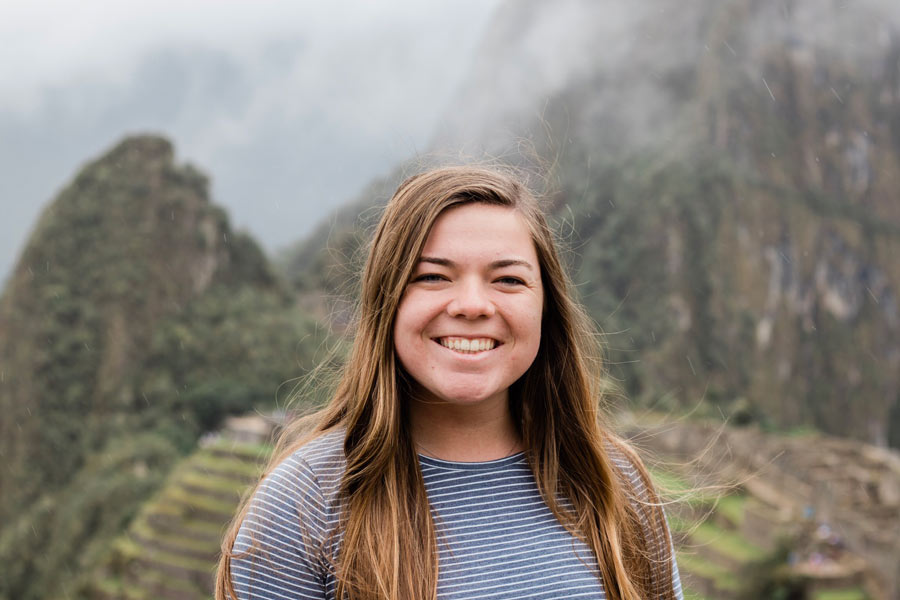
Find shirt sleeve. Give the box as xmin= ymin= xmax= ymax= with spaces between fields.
xmin=230 ymin=455 xmax=331 ymax=600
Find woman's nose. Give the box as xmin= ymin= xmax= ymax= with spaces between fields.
xmin=447 ymin=280 xmax=495 ymax=319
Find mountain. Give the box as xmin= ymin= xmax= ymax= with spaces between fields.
xmin=0 ymin=136 xmax=320 ymax=599
xmin=283 ymin=0 xmax=900 ymax=447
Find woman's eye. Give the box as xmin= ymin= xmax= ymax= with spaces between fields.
xmin=414 ymin=273 xmax=446 ymax=283
xmin=496 ymin=276 xmax=525 ymax=286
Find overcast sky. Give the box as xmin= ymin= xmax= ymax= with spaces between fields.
xmin=0 ymin=0 xmax=500 ymax=283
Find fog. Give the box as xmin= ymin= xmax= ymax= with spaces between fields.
xmin=0 ymin=0 xmax=499 ymax=282
xmin=434 ymin=0 xmax=900 ymax=158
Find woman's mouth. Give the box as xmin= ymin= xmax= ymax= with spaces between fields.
xmin=435 ymin=337 xmax=498 ymax=354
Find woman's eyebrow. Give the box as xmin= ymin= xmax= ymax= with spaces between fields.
xmin=418 ymin=256 xmax=454 ymax=267
xmin=489 ymin=258 xmax=534 ymax=271
xmin=417 ymin=256 xmax=534 ymax=271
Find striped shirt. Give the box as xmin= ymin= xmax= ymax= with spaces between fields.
xmin=231 ymin=430 xmax=683 ymax=599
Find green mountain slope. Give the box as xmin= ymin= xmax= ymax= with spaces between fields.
xmin=0 ymin=136 xmax=320 ymax=600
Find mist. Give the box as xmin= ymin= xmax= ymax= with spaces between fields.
xmin=0 ymin=0 xmax=499 ymax=283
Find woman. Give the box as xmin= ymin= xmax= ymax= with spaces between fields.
xmin=216 ymin=166 xmax=683 ymax=600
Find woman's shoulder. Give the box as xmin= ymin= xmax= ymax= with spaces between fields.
xmin=262 ymin=428 xmax=347 ymax=503
xmin=287 ymin=427 xmax=347 ymax=471
xmin=238 ymin=428 xmax=346 ymax=530
xmin=231 ymin=429 xmax=347 ymax=594
xmin=237 ymin=429 xmax=345 ymax=548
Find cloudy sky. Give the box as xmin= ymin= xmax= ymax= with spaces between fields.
xmin=0 ymin=0 xmax=500 ymax=283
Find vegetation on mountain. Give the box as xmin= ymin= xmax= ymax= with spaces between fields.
xmin=0 ymin=136 xmax=321 ymax=600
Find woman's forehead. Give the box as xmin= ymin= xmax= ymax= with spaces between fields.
xmin=421 ymin=204 xmax=538 ymax=262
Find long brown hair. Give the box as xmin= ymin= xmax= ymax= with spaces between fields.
xmin=216 ymin=166 xmax=677 ymax=600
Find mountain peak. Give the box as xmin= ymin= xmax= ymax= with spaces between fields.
xmin=105 ymin=133 xmax=174 ymax=163
xmin=0 ymin=133 xmax=271 ymax=524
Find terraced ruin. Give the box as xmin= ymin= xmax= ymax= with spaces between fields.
xmin=631 ymin=416 xmax=899 ymax=600
xmin=85 ymin=429 xmax=270 ymax=600
xmin=661 ymin=471 xmax=872 ymax=600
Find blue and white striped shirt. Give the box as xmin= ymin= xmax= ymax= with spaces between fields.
xmin=231 ymin=430 xmax=682 ymax=599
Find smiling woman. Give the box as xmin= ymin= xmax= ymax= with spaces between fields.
xmin=216 ymin=166 xmax=683 ymax=600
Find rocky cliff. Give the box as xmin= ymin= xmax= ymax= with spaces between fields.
xmin=0 ymin=136 xmax=317 ymax=600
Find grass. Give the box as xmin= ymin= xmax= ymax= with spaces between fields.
xmin=143 ymin=501 xmax=184 ymax=519
xmin=142 ymin=504 xmax=228 ymax=539
xmin=205 ymin=438 xmax=273 ymax=461
xmin=650 ymin=467 xmax=693 ymax=494
xmin=649 ymin=467 xmax=722 ymax=508
xmin=668 ymin=513 xmax=691 ymax=533
xmin=715 ymin=494 xmax=746 ymax=528
xmin=140 ymin=543 xmax=217 ymax=574
xmin=90 ymin=575 xmax=123 ymax=595
xmin=189 ymin=452 xmax=264 ymax=479
xmin=178 ymin=467 xmax=252 ymax=497
xmin=130 ymin=518 xmax=218 ymax=554
xmin=677 ymin=550 xmax=741 ymax=592
xmin=93 ymin=551 xmax=209 ymax=600
xmin=131 ymin=566 xmax=211 ymax=599
xmin=162 ymin=485 xmax=240 ymax=517
xmin=812 ymin=589 xmax=869 ymax=600
xmin=690 ymin=520 xmax=766 ymax=563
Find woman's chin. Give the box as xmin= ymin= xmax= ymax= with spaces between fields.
xmin=413 ymin=385 xmax=508 ymax=409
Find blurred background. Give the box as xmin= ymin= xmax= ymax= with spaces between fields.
xmin=1 ymin=1 xmax=898 ymax=598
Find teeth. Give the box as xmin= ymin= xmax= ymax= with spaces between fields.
xmin=439 ymin=337 xmax=496 ymax=353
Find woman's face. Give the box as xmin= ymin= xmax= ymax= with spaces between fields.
xmin=393 ymin=203 xmax=543 ymax=409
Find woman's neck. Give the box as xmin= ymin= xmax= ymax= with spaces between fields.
xmin=408 ymin=394 xmax=522 ymax=462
